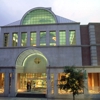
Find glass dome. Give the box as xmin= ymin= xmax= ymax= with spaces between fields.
xmin=21 ymin=8 xmax=57 ymax=25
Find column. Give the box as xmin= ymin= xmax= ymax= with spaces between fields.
xmin=10 ymin=69 xmax=16 ymax=96
xmin=4 ymin=72 xmax=9 ymax=96
xmin=83 ymin=71 xmax=88 ymax=94
xmin=84 ymin=78 xmax=88 ymax=94
xmin=27 ymin=31 xmax=30 ymax=46
xmin=54 ymin=73 xmax=58 ymax=95
xmin=89 ymin=25 xmax=97 ymax=66
xmin=99 ymin=73 xmax=100 ymax=91
xmin=47 ymin=68 xmax=51 ymax=97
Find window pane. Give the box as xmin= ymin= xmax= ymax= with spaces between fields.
xmin=49 ymin=31 xmax=56 ymax=46
xmin=4 ymin=33 xmax=9 ymax=47
xmin=12 ymin=33 xmax=18 ymax=47
xmin=30 ymin=32 xmax=36 ymax=46
xmin=59 ymin=31 xmax=66 ymax=45
xmin=69 ymin=30 xmax=76 ymax=45
xmin=40 ymin=32 xmax=46 ymax=46
xmin=21 ymin=32 xmax=27 ymax=46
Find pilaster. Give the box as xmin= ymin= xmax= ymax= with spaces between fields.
xmin=54 ymin=73 xmax=58 ymax=95
xmin=47 ymin=68 xmax=52 ymax=97
xmin=89 ymin=25 xmax=97 ymax=66
xmin=4 ymin=72 xmax=9 ymax=96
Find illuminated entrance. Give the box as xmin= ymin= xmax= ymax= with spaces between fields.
xmin=16 ymin=49 xmax=49 ymax=94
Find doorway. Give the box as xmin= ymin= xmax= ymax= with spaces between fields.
xmin=17 ymin=73 xmax=47 ymax=94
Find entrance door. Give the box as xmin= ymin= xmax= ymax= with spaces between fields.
xmin=17 ymin=73 xmax=47 ymax=94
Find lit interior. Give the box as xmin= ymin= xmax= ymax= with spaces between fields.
xmin=17 ymin=73 xmax=47 ymax=94
xmin=0 ymin=73 xmax=4 ymax=93
xmin=88 ymin=73 xmax=100 ymax=94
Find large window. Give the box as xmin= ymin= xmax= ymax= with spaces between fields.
xmin=58 ymin=73 xmax=83 ymax=94
xmin=30 ymin=32 xmax=36 ymax=46
xmin=49 ymin=31 xmax=56 ymax=46
xmin=22 ymin=9 xmax=56 ymax=25
xmin=40 ymin=32 xmax=46 ymax=46
xmin=21 ymin=32 xmax=27 ymax=46
xmin=4 ymin=33 xmax=9 ymax=47
xmin=12 ymin=33 xmax=18 ymax=47
xmin=69 ymin=30 xmax=76 ymax=45
xmin=59 ymin=31 xmax=66 ymax=45
xmin=88 ymin=73 xmax=100 ymax=94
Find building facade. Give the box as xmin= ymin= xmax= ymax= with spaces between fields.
xmin=0 ymin=7 xmax=100 ymax=99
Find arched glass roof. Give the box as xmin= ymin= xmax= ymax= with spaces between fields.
xmin=21 ymin=8 xmax=57 ymax=25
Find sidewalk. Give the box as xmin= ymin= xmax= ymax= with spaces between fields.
xmin=0 ymin=97 xmax=47 ymax=100
xmin=0 ymin=97 xmax=100 ymax=100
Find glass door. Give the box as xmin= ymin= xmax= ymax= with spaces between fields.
xmin=17 ymin=73 xmax=47 ymax=94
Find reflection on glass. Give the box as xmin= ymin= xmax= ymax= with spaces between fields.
xmin=0 ymin=73 xmax=4 ymax=93
xmin=49 ymin=31 xmax=56 ymax=46
xmin=59 ymin=31 xmax=66 ymax=45
xmin=17 ymin=73 xmax=47 ymax=94
xmin=21 ymin=32 xmax=27 ymax=46
xmin=69 ymin=30 xmax=76 ymax=45
xmin=12 ymin=33 xmax=18 ymax=46
xmin=40 ymin=32 xmax=46 ymax=46
xmin=30 ymin=32 xmax=36 ymax=46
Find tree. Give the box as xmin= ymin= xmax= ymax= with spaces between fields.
xmin=58 ymin=66 xmax=87 ymax=100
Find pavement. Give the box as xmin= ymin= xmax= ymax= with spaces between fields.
xmin=0 ymin=97 xmax=100 ymax=100
xmin=0 ymin=97 xmax=47 ymax=100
